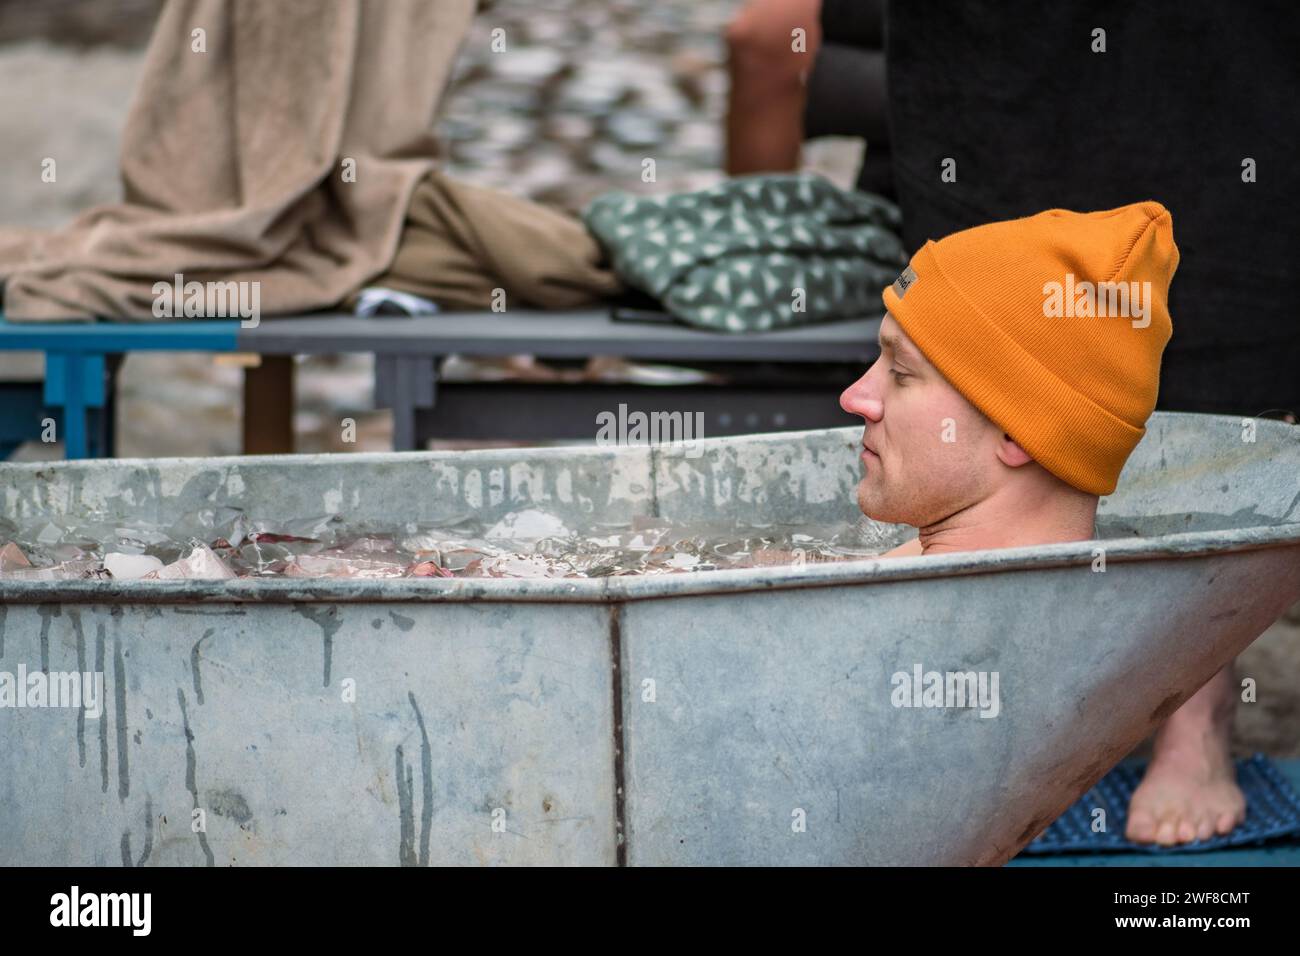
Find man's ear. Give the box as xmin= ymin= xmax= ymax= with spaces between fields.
xmin=998 ymin=433 xmax=1034 ymax=468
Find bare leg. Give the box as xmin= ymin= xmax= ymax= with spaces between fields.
xmin=1125 ymin=662 xmax=1245 ymax=845
xmin=725 ymin=0 xmax=822 ymax=175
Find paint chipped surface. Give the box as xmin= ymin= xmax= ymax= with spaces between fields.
xmin=0 ymin=600 xmax=618 ymax=864
xmin=0 ymin=415 xmax=1298 ymax=865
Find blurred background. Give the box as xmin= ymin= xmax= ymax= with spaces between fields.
xmin=0 ymin=0 xmax=752 ymax=458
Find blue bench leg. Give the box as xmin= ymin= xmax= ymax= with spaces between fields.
xmin=44 ymin=351 xmax=105 ymax=460
xmin=64 ymin=353 xmax=88 ymax=459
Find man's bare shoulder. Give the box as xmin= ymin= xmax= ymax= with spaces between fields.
xmin=879 ymin=536 xmax=924 ymax=558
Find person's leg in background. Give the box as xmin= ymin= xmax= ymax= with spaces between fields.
xmin=724 ymin=0 xmax=822 ymax=175
xmin=800 ymin=0 xmax=893 ymax=200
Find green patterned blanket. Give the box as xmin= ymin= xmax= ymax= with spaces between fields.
xmin=584 ymin=173 xmax=907 ymax=333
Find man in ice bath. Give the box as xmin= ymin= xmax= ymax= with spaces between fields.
xmin=839 ymin=201 xmax=1245 ymax=846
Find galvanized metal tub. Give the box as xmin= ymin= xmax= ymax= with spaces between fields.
xmin=1 ymin=410 xmax=1297 ymax=866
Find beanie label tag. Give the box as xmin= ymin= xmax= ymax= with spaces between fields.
xmin=893 ymin=266 xmax=918 ymax=299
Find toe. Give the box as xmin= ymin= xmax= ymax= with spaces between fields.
xmin=1155 ymin=815 xmax=1180 ymax=846
xmin=1176 ymin=818 xmax=1197 ymax=843
xmin=1195 ymin=816 xmax=1215 ymax=842
xmin=1215 ymin=811 xmax=1238 ymax=835
xmin=1126 ymin=809 xmax=1156 ymax=842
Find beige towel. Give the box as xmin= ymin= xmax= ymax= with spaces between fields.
xmin=0 ymin=0 xmax=478 ymax=321
xmin=369 ymin=170 xmax=623 ymax=311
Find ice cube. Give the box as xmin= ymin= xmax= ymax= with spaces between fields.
xmin=144 ymin=543 xmax=237 ymax=580
xmin=104 ymin=553 xmax=165 ymax=580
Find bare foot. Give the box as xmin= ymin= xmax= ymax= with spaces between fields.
xmin=1125 ymin=664 xmax=1244 ymax=846
xmin=1124 ymin=744 xmax=1245 ymax=846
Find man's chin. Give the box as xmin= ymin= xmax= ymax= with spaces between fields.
xmin=857 ymin=482 xmax=910 ymax=526
xmin=855 ymin=485 xmax=890 ymax=523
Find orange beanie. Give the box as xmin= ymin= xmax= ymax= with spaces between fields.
xmin=881 ymin=201 xmax=1178 ymax=496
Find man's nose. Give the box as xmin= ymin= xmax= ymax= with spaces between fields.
xmin=839 ymin=366 xmax=884 ymax=421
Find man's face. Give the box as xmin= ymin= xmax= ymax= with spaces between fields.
xmin=839 ymin=313 xmax=1002 ymax=527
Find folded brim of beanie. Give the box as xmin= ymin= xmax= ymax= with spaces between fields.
xmin=882 ymin=241 xmax=1144 ymax=496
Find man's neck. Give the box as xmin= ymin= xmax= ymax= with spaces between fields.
xmin=917 ymin=483 xmax=1098 ymax=555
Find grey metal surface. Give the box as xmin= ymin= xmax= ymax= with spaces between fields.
xmin=240 ymin=310 xmax=883 ymax=362
xmin=406 ymin=383 xmax=859 ymax=444
xmin=374 ymin=354 xmax=438 ymax=451
xmin=1 ymin=411 xmax=1297 ymax=865
xmin=619 ymin=545 xmax=1300 ymax=865
xmin=0 ymin=601 xmax=616 ymax=866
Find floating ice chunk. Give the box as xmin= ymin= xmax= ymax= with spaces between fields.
xmin=337 ymin=535 xmax=400 ymax=554
xmin=409 ymin=560 xmax=454 ymax=578
xmin=111 ymin=526 xmax=172 ymax=552
xmin=3 ymin=559 xmax=106 ymax=581
xmin=827 ymin=514 xmax=914 ymax=556
xmin=484 ymin=510 xmax=570 ymax=543
xmin=438 ymin=546 xmax=501 ymax=572
xmin=144 ymin=543 xmax=237 ymax=580
xmin=105 ymin=553 xmax=165 ymax=579
xmin=464 ymin=553 xmax=576 ymax=578
xmin=653 ymin=551 xmax=706 ymax=571
xmin=283 ymin=554 xmax=408 ymax=579
xmin=34 ymin=521 xmax=67 ymax=545
xmin=0 ymin=541 xmax=32 ymax=573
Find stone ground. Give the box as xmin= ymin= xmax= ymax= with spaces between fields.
xmin=0 ymin=1 xmax=1295 ymax=755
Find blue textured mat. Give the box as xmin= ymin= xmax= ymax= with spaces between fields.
xmin=1021 ymin=754 xmax=1300 ymax=855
